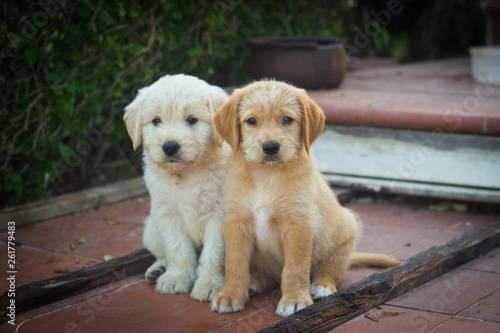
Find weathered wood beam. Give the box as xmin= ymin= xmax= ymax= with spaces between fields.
xmin=259 ymin=223 xmax=500 ymax=333
xmin=0 ymin=248 xmax=155 ymax=322
xmin=331 ymin=187 xmax=353 ymax=204
xmin=0 ymin=177 xmax=148 ymax=231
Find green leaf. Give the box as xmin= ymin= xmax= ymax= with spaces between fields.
xmin=119 ymin=6 xmax=126 ymax=18
xmin=24 ymin=47 xmax=37 ymax=66
xmin=172 ymin=11 xmax=183 ymax=21
xmin=58 ymin=142 xmax=70 ymax=159
xmin=428 ymin=202 xmax=451 ymax=212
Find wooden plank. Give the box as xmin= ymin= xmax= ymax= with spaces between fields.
xmin=312 ymin=125 xmax=500 ymax=203
xmin=331 ymin=187 xmax=353 ymax=204
xmin=259 ymin=223 xmax=500 ymax=333
xmin=0 ymin=248 xmax=155 ymax=322
xmin=323 ymin=174 xmax=500 ymax=203
xmin=313 ymin=125 xmax=500 ymax=190
xmin=0 ymin=177 xmax=148 ymax=231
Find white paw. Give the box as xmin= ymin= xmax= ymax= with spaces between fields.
xmin=310 ymin=285 xmax=334 ymax=300
xmin=145 ymin=261 xmax=166 ymax=284
xmin=275 ymin=302 xmax=307 ymax=317
xmin=190 ymin=274 xmax=224 ymax=302
xmin=210 ymin=301 xmax=245 ymax=314
xmin=275 ymin=292 xmax=313 ymax=317
xmin=155 ymin=271 xmax=193 ymax=294
xmin=249 ymin=282 xmax=259 ymax=295
xmin=210 ymin=292 xmax=246 ymax=313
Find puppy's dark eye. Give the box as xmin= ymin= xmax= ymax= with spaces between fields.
xmin=283 ymin=117 xmax=293 ymax=125
xmin=187 ymin=117 xmax=198 ymax=125
xmin=152 ymin=118 xmax=162 ymax=126
xmin=246 ymin=118 xmax=257 ymax=125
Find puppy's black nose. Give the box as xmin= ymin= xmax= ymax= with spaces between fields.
xmin=162 ymin=141 xmax=180 ymax=156
xmin=262 ymin=141 xmax=280 ymax=155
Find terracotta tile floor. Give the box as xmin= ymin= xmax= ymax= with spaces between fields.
xmin=309 ymin=58 xmax=500 ymax=135
xmin=1 ymin=196 xmax=498 ymax=333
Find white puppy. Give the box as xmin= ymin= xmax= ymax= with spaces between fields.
xmin=124 ymin=74 xmax=230 ymax=302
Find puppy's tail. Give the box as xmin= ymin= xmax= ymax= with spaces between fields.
xmin=349 ymin=252 xmax=401 ymax=269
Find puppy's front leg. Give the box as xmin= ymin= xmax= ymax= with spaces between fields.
xmin=191 ymin=214 xmax=225 ymax=302
xmin=156 ymin=217 xmax=197 ymax=295
xmin=211 ymin=209 xmax=253 ymax=313
xmin=276 ymin=219 xmax=314 ymax=317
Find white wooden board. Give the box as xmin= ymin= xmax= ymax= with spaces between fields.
xmin=313 ymin=125 xmax=500 ymax=202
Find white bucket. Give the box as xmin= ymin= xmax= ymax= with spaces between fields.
xmin=469 ymin=46 xmax=500 ymax=84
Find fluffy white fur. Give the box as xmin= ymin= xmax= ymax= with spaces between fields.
xmin=124 ymin=74 xmax=230 ymax=302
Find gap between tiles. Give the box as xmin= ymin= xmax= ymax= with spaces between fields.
xmin=17 ymin=243 xmax=103 ymax=263
xmin=8 ymin=244 xmax=56 ymax=256
xmin=387 ymin=220 xmax=471 ymax=258
xmin=377 ymin=304 xmax=455 ymax=318
xmin=13 ymin=278 xmax=143 ymax=332
xmin=374 ymin=279 xmax=500 ymax=332
xmin=207 ymin=304 xmax=276 ymax=333
xmin=426 ymin=317 xmax=498 ymax=333
xmin=455 ymin=288 xmax=500 ymax=324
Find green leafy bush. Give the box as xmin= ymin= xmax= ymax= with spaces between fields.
xmin=0 ymin=0 xmax=395 ymax=207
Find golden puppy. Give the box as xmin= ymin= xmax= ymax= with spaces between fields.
xmin=210 ymin=80 xmax=400 ymax=317
xmin=124 ymin=74 xmax=230 ymax=302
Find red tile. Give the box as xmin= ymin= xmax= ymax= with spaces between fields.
xmin=1 ymin=250 xmax=100 ymax=287
xmin=388 ymin=268 xmax=500 ymax=315
xmin=309 ymin=87 xmax=496 ymax=135
xmin=13 ymin=197 xmax=148 ymax=253
xmin=311 ymin=95 xmax=373 ymax=126
xmin=429 ymin=317 xmax=500 ymax=333
xmin=390 ymin=229 xmax=465 ymax=258
xmin=213 ymin=295 xmax=283 ymax=332
xmin=355 ymin=223 xmax=429 ymax=257
xmin=323 ymin=104 xmax=373 ymax=127
xmin=462 ymin=247 xmax=500 ymax=273
xmin=485 ymin=114 xmax=500 ymax=135
xmin=3 ymin=275 xmax=144 ymax=333
xmin=373 ymin=107 xmax=486 ymax=135
xmin=347 ymin=202 xmax=496 ymax=231
xmin=338 ymin=268 xmax=382 ymax=290
xmin=459 ymin=290 xmax=500 ymax=322
xmin=0 ymin=245 xmax=54 ymax=290
xmin=307 ymin=57 xmax=500 ymax=135
xmin=329 ymin=305 xmax=450 ymax=333
xmin=11 ymin=281 xmax=280 ymax=333
xmin=0 ymin=244 xmax=48 ymax=264
xmin=4 ymin=180 xmax=500 ymax=333
xmin=61 ymin=226 xmax=144 ymax=260
xmin=346 ymin=202 xmax=498 ymax=259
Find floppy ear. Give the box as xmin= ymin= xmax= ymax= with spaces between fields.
xmin=207 ymin=85 xmax=229 ymax=147
xmin=123 ymin=89 xmax=146 ymax=151
xmin=296 ymin=89 xmax=325 ymax=154
xmin=214 ymin=89 xmax=243 ymax=153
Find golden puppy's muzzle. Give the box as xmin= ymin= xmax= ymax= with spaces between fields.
xmin=261 ymin=140 xmax=282 ymax=163
xmin=262 ymin=140 xmax=280 ymax=156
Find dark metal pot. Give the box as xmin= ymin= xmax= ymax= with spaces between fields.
xmin=248 ymin=37 xmax=347 ymax=90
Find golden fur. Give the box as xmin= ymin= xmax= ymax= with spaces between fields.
xmin=210 ymin=80 xmax=401 ymax=317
